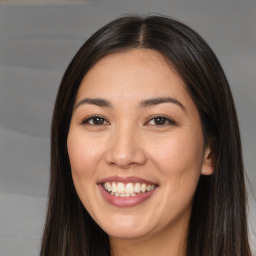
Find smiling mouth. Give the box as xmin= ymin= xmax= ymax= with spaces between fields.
xmin=102 ymin=182 xmax=157 ymax=197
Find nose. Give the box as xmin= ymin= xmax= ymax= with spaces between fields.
xmin=104 ymin=124 xmax=147 ymax=169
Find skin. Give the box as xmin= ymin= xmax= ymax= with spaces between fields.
xmin=67 ymin=49 xmax=213 ymax=256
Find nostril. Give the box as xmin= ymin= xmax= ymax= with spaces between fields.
xmin=103 ymin=131 xmax=147 ymax=168
xmin=104 ymin=151 xmax=145 ymax=168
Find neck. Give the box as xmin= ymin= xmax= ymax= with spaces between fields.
xmin=109 ymin=220 xmax=188 ymax=256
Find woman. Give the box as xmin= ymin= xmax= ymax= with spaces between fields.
xmin=40 ymin=16 xmax=252 ymax=256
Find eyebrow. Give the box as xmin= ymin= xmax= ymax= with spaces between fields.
xmin=75 ymin=96 xmax=185 ymax=110
xmin=75 ymin=98 xmax=113 ymax=109
xmin=139 ymin=97 xmax=185 ymax=110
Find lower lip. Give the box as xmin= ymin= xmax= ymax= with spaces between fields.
xmin=98 ymin=184 xmax=157 ymax=207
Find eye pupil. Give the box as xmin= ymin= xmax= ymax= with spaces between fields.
xmin=93 ymin=117 xmax=104 ymax=125
xmin=155 ymin=117 xmax=166 ymax=125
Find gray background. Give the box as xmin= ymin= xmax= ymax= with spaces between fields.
xmin=0 ymin=0 xmax=255 ymax=255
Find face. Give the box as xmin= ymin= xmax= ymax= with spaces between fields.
xmin=67 ymin=49 xmax=213 ymax=241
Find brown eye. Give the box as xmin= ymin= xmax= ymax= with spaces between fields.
xmin=146 ymin=116 xmax=176 ymax=126
xmin=82 ymin=115 xmax=109 ymax=125
xmin=153 ymin=117 xmax=168 ymax=125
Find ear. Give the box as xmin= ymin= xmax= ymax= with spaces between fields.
xmin=201 ymin=142 xmax=214 ymax=176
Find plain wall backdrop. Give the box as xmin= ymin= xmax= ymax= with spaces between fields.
xmin=0 ymin=0 xmax=255 ymax=255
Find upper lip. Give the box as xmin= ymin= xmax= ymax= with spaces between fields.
xmin=97 ymin=176 xmax=158 ymax=185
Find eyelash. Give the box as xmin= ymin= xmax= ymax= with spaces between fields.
xmin=81 ymin=115 xmax=110 ymax=125
xmin=81 ymin=115 xmax=176 ymax=126
xmin=145 ymin=115 xmax=176 ymax=126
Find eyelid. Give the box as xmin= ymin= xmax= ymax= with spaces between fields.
xmin=145 ymin=114 xmax=176 ymax=126
xmin=81 ymin=115 xmax=110 ymax=125
xmin=80 ymin=114 xmax=175 ymax=126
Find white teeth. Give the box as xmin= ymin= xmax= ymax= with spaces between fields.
xmin=125 ymin=183 xmax=134 ymax=193
xmin=107 ymin=182 xmax=112 ymax=192
xmin=117 ymin=183 xmax=125 ymax=193
xmin=112 ymin=183 xmax=117 ymax=193
xmin=141 ymin=184 xmax=146 ymax=192
xmin=134 ymin=183 xmax=140 ymax=193
xmin=103 ymin=182 xmax=156 ymax=197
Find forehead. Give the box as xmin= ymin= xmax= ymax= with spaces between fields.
xmin=76 ymin=48 xmax=190 ymax=105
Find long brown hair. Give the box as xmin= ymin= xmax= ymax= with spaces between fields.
xmin=40 ymin=15 xmax=252 ymax=256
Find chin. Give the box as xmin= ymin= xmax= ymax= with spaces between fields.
xmin=98 ymin=216 xmax=155 ymax=240
xmin=106 ymin=227 xmax=151 ymax=240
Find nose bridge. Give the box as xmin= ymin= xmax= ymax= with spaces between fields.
xmin=106 ymin=121 xmax=146 ymax=168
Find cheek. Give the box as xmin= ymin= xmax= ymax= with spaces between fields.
xmin=67 ymin=131 xmax=103 ymax=213
xmin=150 ymin=132 xmax=204 ymax=217
xmin=149 ymin=130 xmax=204 ymax=178
xmin=67 ymin=131 xmax=101 ymax=178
